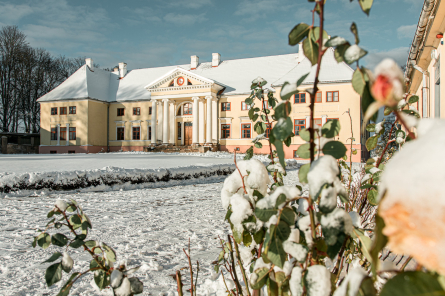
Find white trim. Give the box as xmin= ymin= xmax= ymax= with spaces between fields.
xmin=220 ymin=122 xmax=231 ymax=139
xmin=175 ymin=100 xmax=193 ymax=116
xmin=239 ymin=116 xmax=250 ymax=120
xmin=115 ymin=120 xmax=126 ymax=123
xmin=145 ymin=67 xmax=215 ymax=89
xmin=109 ymin=140 xmax=152 ymax=142
xmin=129 ymin=120 xmax=142 ymax=124
xmin=116 ymin=126 xmax=125 ymax=141
xmin=240 ymin=121 xmax=252 ymax=139
xmin=151 ymin=92 xmax=213 ymax=100
xmin=132 ymin=125 xmax=141 ymax=140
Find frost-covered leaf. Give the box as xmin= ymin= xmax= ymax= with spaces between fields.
xmin=322 ymin=141 xmax=347 ymax=159
xmin=37 ymin=233 xmax=51 ymax=249
xmin=350 ymin=22 xmax=360 ymax=45
xmin=46 ymin=263 xmax=62 ymax=287
xmin=334 ymin=42 xmax=350 ymax=63
xmin=365 ymin=123 xmax=375 ymax=132
xmin=102 ymin=243 xmax=116 ymax=263
xmin=325 ymin=36 xmax=348 ymax=48
xmin=288 ymin=23 xmax=310 ymax=46
xmin=129 ymin=277 xmax=143 ymax=294
xmin=255 ymin=207 xmax=277 ymax=222
xmin=273 ymin=118 xmax=293 ymax=141
xmin=408 ymin=95 xmax=419 ymax=104
xmin=344 ymin=44 xmax=367 ymax=64
xmin=380 ymin=271 xmax=445 ymax=296
xmin=280 ymin=82 xmax=299 ymax=101
xmin=358 ymin=0 xmax=373 ymax=15
xmin=298 ymin=163 xmax=310 ymax=184
xmin=250 ymin=267 xmax=270 ymax=289
xmin=321 ymin=120 xmax=341 ymax=138
xmin=367 ymin=189 xmax=378 ymax=206
xmin=304 ymin=265 xmax=331 ymax=296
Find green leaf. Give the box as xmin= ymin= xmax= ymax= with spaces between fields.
xmin=84 ymin=240 xmax=96 ymax=248
xmin=350 ymin=22 xmax=360 ymax=44
xmin=298 ymin=163 xmax=310 ymax=184
xmin=244 ymin=146 xmax=254 ymax=160
xmin=70 ymin=239 xmax=84 ymax=249
xmin=321 ymin=120 xmax=341 ymax=138
xmin=37 ymin=233 xmax=51 ymax=249
xmin=408 ymin=95 xmax=419 ymax=104
xmin=380 ymin=271 xmax=445 ymax=296
xmin=281 ymin=208 xmax=296 ymax=226
xmin=358 ymin=0 xmax=374 ymax=15
xmin=273 ymin=118 xmax=293 ymax=141
xmin=57 ymin=272 xmax=80 ymax=296
xmin=94 ymin=269 xmax=110 ymax=290
xmin=303 ymin=35 xmax=319 ymax=66
xmin=69 ymin=214 xmax=82 ymax=229
xmin=275 ymin=194 xmax=287 ymax=208
xmin=255 ymin=207 xmax=278 ymax=222
xmin=297 ymin=73 xmax=310 ymax=87
xmin=327 ymin=235 xmax=346 ymax=259
xmin=47 ymin=210 xmax=55 ymax=218
xmin=43 ymin=252 xmax=63 ymax=264
xmin=274 ymin=101 xmax=291 ymax=119
xmin=325 ymin=36 xmax=348 ymax=47
xmin=365 ymin=136 xmax=378 ymax=151
xmin=102 ymin=243 xmax=116 ymax=263
xmin=322 ymin=141 xmax=347 ymax=159
xmin=253 ymin=190 xmax=264 ymax=201
xmin=51 ymin=233 xmax=69 ymax=247
xmin=250 ymin=267 xmax=270 ymax=290
xmin=352 ymin=67 xmax=369 ymax=96
xmin=276 ymin=221 xmax=291 ymax=241
xmin=352 ymin=228 xmax=372 ymax=263
xmin=367 ymin=189 xmax=378 ymax=206
xmin=370 ymin=215 xmax=388 ymax=277
xmin=254 ymin=142 xmax=263 ymax=148
xmin=334 ymin=42 xmax=351 ymax=63
xmin=296 ymin=143 xmax=311 ymax=159
xmin=311 ymin=27 xmax=329 ymax=43
xmin=267 ymin=236 xmax=286 ymax=268
xmin=299 ymin=128 xmax=311 ymax=142
xmin=233 ymin=226 xmax=243 ymax=244
xmin=243 ymin=232 xmax=253 ymax=247
xmin=46 ymin=263 xmax=63 ymax=287
xmin=384 ymin=106 xmax=394 ymax=116
xmin=254 ymin=228 xmax=265 ymax=244
xmin=288 ymin=23 xmax=310 ymax=46
xmin=366 ymin=123 xmax=375 ymax=132
xmin=280 ymin=82 xmax=299 ymax=101
xmin=273 ymin=139 xmax=286 ymax=169
xmin=248 ymin=106 xmax=255 ymax=120
xmin=66 ymin=205 xmax=77 ymax=213
xmin=359 ymin=277 xmax=377 ymax=296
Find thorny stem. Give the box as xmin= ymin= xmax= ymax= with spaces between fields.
xmin=182 ymin=238 xmax=194 ymax=296
xmin=332 ymin=236 xmax=349 ymax=277
xmin=176 ymin=271 xmax=184 ymax=296
xmin=376 ymin=120 xmax=397 ymax=167
xmin=59 ymin=267 xmax=100 ymax=294
xmin=221 ymin=270 xmax=232 ymax=296
xmin=194 ymin=261 xmax=199 ymax=296
xmin=401 ymin=256 xmax=413 ymax=271
xmin=395 ymin=111 xmax=416 ymax=140
xmin=228 ymin=235 xmax=243 ymax=296
xmin=234 ymin=151 xmax=248 ymax=194
xmin=347 ymin=108 xmax=354 ymax=194
xmin=233 ymin=239 xmax=251 ymax=296
xmin=261 ymin=91 xmax=278 ymax=183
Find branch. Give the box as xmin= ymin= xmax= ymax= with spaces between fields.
xmin=234 ymin=150 xmax=248 ymax=194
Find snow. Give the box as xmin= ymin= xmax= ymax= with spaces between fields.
xmin=374 ymin=122 xmax=383 ymax=134
xmin=282 ymin=241 xmax=307 ymax=262
xmin=333 ymin=267 xmax=367 ymax=296
xmin=305 ymin=265 xmax=331 ymax=296
xmin=229 ymin=193 xmax=253 ymax=225
xmin=320 ymin=208 xmax=353 ymax=245
xmin=307 ymin=155 xmax=339 ymax=199
xmin=289 ymin=267 xmax=303 ymax=296
xmin=253 ymin=257 xmax=271 ymax=271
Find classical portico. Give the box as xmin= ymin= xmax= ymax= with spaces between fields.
xmin=145 ymin=67 xmax=223 ymax=147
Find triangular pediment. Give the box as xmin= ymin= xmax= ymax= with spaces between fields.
xmin=145 ymin=67 xmax=217 ymax=92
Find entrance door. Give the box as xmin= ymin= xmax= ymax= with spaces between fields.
xmin=184 ymin=122 xmax=193 ymax=145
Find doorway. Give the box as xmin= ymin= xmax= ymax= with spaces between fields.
xmin=184 ymin=122 xmax=192 ymax=145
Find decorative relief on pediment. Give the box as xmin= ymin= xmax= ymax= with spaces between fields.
xmin=147 ymin=69 xmax=213 ymax=92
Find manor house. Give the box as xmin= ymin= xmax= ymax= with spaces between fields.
xmin=38 ymin=46 xmax=365 ymax=161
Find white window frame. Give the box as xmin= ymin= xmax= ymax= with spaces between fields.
xmin=116 ymin=126 xmax=125 ymax=141
xmin=240 ymin=122 xmax=252 ymax=139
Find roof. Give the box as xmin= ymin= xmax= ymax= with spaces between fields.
xmin=38 ymin=49 xmax=353 ymax=103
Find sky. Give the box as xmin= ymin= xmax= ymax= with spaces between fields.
xmin=0 ymin=0 xmax=424 ymax=71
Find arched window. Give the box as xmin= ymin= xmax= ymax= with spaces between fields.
xmin=183 ymin=103 xmax=192 ymax=115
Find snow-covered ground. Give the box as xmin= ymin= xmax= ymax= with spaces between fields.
xmin=0 ymin=169 xmax=301 ymax=296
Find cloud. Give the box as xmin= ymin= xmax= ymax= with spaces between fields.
xmin=397 ymin=24 xmax=417 ymax=39
xmin=363 ymin=47 xmax=409 ymax=70
xmin=163 ymin=13 xmax=207 ymax=25
xmin=122 ymin=6 xmax=162 ymax=24
xmin=169 ymin=0 xmax=212 ymax=9
xmin=0 ymin=3 xmax=33 ymax=24
xmin=235 ymin=0 xmax=295 ymax=21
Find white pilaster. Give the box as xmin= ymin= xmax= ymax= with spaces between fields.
xmin=169 ymin=100 xmax=175 ymax=144
xmin=321 ymin=115 xmax=328 ymax=125
xmin=180 ymin=122 xmax=184 ymax=146
xmin=66 ymin=123 xmax=70 ymax=146
xmin=305 ymin=116 xmax=310 ymax=129
xmin=163 ymin=99 xmax=169 ymax=144
xmin=192 ymin=97 xmax=199 ymax=145
xmin=198 ymin=98 xmax=205 ymax=144
xmin=212 ymin=98 xmax=218 ymax=143
xmin=151 ymin=100 xmax=157 ymax=144
xmin=205 ymin=96 xmax=212 ymax=144
xmin=158 ymin=101 xmax=163 ymax=143
xmin=57 ymin=124 xmax=60 ymax=146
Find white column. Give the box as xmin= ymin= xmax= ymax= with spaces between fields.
xmin=206 ymin=96 xmax=212 ymax=144
xmin=57 ymin=124 xmax=60 ymax=146
xmin=192 ymin=97 xmax=199 ymax=145
xmin=158 ymin=101 xmax=163 ymax=143
xmin=180 ymin=122 xmax=184 ymax=146
xmin=212 ymin=98 xmax=218 ymax=143
xmin=321 ymin=115 xmax=328 ymax=125
xmin=199 ymin=98 xmax=205 ymax=144
xmin=169 ymin=100 xmax=175 ymax=144
xmin=66 ymin=123 xmax=70 ymax=146
xmin=305 ymin=116 xmax=310 ymax=128
xmin=151 ymin=100 xmax=157 ymax=145
xmin=163 ymin=99 xmax=169 ymax=144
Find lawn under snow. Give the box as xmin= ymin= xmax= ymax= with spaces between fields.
xmin=0 ymin=169 xmax=302 ymax=296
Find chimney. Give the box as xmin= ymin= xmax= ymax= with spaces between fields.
xmin=85 ymin=58 xmax=93 ymax=69
xmin=212 ymin=53 xmax=221 ymax=67
xmin=118 ymin=62 xmax=127 ymax=78
xmin=113 ymin=67 xmax=119 ymax=73
xmin=296 ymin=42 xmax=305 ymax=63
xmin=191 ymin=55 xmax=199 ymax=70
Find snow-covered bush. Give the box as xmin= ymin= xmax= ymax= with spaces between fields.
xmin=32 ymin=199 xmax=143 ymax=296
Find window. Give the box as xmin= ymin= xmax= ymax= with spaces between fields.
xmin=222 ymin=102 xmax=231 ymax=111
xmin=68 ymin=151 xmax=75 ymax=154
xmin=149 ymin=107 xmax=152 ymax=115
xmin=241 ymin=123 xmax=251 ymax=139
xmin=294 ymin=119 xmax=305 ymax=135
xmin=69 ymin=106 xmax=76 ymax=114
xmin=51 ymin=127 xmax=57 ymax=140
xmin=294 ymin=93 xmax=306 ymax=104
xmin=117 ymin=108 xmax=125 ymax=116
xmin=117 ymin=127 xmax=125 ymax=140
xmin=60 ymin=107 xmax=67 ymax=115
xmin=293 ymin=150 xmax=299 ymax=158
xmin=51 ymin=107 xmax=58 ymax=115
xmin=315 ymin=118 xmax=322 ymax=127
xmin=133 ymin=107 xmax=140 ymax=115
xmin=265 ymin=123 xmax=272 ymax=138
xmin=148 ymin=126 xmax=152 ymax=140
xmin=69 ymin=127 xmax=76 ymax=140
xmin=241 ymin=102 xmax=251 ymax=110
xmin=221 ymin=124 xmax=230 ymax=138
xmin=183 ymin=103 xmax=192 ymax=115
xmin=316 ymin=91 xmax=322 ymax=103
xmin=132 ymin=127 xmax=140 ymax=140
xmin=60 ymin=127 xmax=67 ymax=140
xmin=50 ymin=150 xmax=57 ymax=154
xmin=187 ymin=79 xmax=192 ymax=85
xmin=178 ymin=122 xmax=181 ymax=140
xmin=326 ymin=91 xmax=339 ymax=102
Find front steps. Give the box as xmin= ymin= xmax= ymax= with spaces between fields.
xmin=144 ymin=145 xmax=218 ymax=153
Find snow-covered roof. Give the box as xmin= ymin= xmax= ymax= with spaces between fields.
xmin=38 ymin=50 xmax=353 ymax=103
